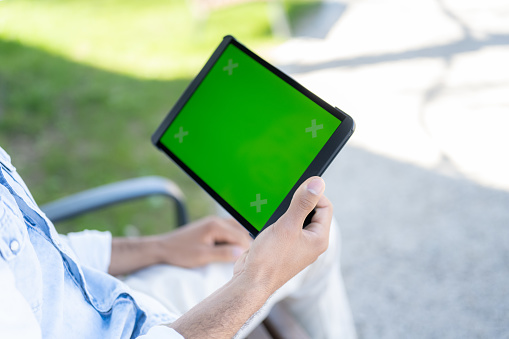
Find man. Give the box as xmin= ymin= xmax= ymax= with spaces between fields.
xmin=0 ymin=145 xmax=355 ymax=338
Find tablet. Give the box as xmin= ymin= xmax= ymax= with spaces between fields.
xmin=152 ymin=35 xmax=355 ymax=237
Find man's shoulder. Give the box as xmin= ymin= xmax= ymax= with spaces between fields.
xmin=0 ymin=146 xmax=11 ymax=163
xmin=0 ymin=146 xmax=15 ymax=172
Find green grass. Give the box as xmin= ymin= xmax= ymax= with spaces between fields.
xmin=0 ymin=0 xmax=276 ymax=79
xmin=0 ymin=0 xmax=320 ymax=236
xmin=0 ymin=39 xmax=206 ymax=235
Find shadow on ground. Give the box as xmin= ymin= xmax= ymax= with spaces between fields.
xmin=325 ymin=145 xmax=509 ymax=338
xmin=289 ymin=0 xmax=347 ymax=39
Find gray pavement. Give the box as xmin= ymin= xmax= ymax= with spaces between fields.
xmin=269 ymin=0 xmax=509 ymax=337
xmin=326 ymin=146 xmax=509 ymax=338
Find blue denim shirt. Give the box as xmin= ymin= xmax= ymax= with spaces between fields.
xmin=0 ymin=146 xmax=177 ymax=338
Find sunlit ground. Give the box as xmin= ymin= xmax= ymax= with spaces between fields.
xmin=272 ymin=0 xmax=509 ymax=192
xmin=0 ymin=0 xmax=277 ymax=79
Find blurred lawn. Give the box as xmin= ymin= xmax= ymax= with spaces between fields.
xmin=0 ymin=0 xmax=318 ymax=236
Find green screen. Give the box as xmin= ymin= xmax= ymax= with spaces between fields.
xmin=160 ymin=44 xmax=341 ymax=231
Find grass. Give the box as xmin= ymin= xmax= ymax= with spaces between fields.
xmin=0 ymin=0 xmax=277 ymax=79
xmin=0 ymin=39 xmax=204 ymax=235
xmin=0 ymin=0 xmax=321 ymax=236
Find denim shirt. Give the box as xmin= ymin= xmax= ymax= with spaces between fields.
xmin=0 ymin=147 xmax=179 ymax=338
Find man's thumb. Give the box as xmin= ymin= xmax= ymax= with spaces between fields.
xmin=283 ymin=177 xmax=325 ymax=224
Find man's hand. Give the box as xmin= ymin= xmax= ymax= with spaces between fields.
xmin=108 ymin=217 xmax=251 ymax=276
xmin=156 ymin=216 xmax=252 ymax=268
xmin=169 ymin=176 xmax=333 ymax=338
xmin=233 ymin=176 xmax=332 ymax=293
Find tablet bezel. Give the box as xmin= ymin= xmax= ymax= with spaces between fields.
xmin=152 ymin=35 xmax=355 ymax=237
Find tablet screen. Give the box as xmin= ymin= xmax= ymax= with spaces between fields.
xmin=159 ymin=43 xmax=342 ymax=232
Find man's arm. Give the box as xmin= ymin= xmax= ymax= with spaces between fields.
xmin=168 ymin=270 xmax=271 ymax=338
xmin=108 ymin=217 xmax=252 ymax=276
xmin=169 ymin=176 xmax=332 ymax=338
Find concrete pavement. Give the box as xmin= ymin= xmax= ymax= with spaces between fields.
xmin=269 ymin=0 xmax=509 ymax=337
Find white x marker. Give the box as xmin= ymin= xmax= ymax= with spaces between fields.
xmin=250 ymin=193 xmax=267 ymax=213
xmin=305 ymin=119 xmax=324 ymax=138
xmin=174 ymin=126 xmax=188 ymax=143
xmin=223 ymin=59 xmax=239 ymax=75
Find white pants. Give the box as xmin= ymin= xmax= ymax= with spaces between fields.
xmin=124 ymin=219 xmax=356 ymax=339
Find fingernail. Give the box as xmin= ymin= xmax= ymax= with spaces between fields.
xmin=233 ymin=246 xmax=244 ymax=259
xmin=307 ymin=177 xmax=324 ymax=195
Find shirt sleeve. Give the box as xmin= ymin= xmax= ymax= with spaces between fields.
xmin=0 ymin=259 xmax=42 ymax=338
xmin=137 ymin=325 xmax=185 ymax=339
xmin=59 ymin=230 xmax=112 ymax=273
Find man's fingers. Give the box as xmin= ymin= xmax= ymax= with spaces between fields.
xmin=208 ymin=245 xmax=245 ymax=263
xmin=282 ymin=177 xmax=325 ymax=226
xmin=303 ymin=194 xmax=333 ymax=237
xmin=211 ymin=218 xmax=252 ymax=249
xmin=224 ymin=218 xmax=252 ymax=240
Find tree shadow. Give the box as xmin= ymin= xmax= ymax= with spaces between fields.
xmin=279 ymin=0 xmax=509 ymax=74
xmin=279 ymin=32 xmax=509 ymax=73
xmin=287 ymin=0 xmax=347 ymax=39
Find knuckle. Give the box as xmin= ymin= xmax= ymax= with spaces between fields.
xmin=297 ymin=195 xmax=315 ymax=212
xmin=204 ymin=219 xmax=219 ymax=232
xmin=211 ymin=216 xmax=225 ymax=229
xmin=203 ymin=223 xmax=213 ymax=233
xmin=205 ymin=215 xmax=219 ymax=225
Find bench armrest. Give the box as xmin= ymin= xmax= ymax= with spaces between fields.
xmin=40 ymin=176 xmax=189 ymax=226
